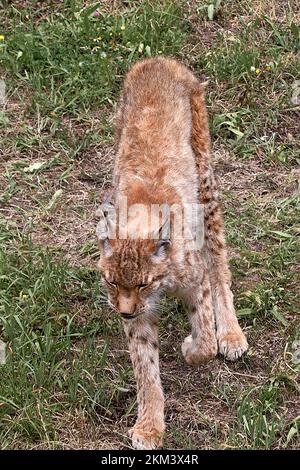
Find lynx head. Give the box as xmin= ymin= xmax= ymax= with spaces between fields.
xmin=96 ymin=202 xmax=173 ymax=320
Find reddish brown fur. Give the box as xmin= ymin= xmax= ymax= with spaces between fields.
xmin=96 ymin=57 xmax=248 ymax=449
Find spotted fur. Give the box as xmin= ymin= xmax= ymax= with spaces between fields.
xmin=97 ymin=57 xmax=248 ymax=449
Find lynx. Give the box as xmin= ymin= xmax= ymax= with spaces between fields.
xmin=96 ymin=57 xmax=248 ymax=449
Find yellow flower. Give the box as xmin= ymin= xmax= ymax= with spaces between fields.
xmin=0 ymin=35 xmax=5 ymax=41
xmin=255 ymin=68 xmax=261 ymax=75
xmin=93 ymin=36 xmax=102 ymax=41
xmin=120 ymin=25 xmax=125 ymax=31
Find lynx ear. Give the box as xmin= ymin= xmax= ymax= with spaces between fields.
xmin=96 ymin=202 xmax=115 ymax=257
xmin=152 ymin=239 xmax=171 ymax=262
xmin=151 ymin=213 xmax=171 ymax=262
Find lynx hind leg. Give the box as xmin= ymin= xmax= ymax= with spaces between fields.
xmin=191 ymin=89 xmax=248 ymax=361
xmin=182 ymin=271 xmax=218 ymax=366
xmin=202 ymin=169 xmax=248 ymax=360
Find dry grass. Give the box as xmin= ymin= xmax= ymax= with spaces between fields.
xmin=0 ymin=0 xmax=299 ymax=449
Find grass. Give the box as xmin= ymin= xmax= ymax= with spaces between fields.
xmin=0 ymin=0 xmax=299 ymax=449
xmin=1 ymin=1 xmax=186 ymax=116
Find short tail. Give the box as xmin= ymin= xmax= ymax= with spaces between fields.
xmin=190 ymin=85 xmax=215 ymax=205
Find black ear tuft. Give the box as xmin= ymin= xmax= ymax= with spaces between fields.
xmin=96 ymin=202 xmax=115 ymax=257
xmin=152 ymin=239 xmax=171 ymax=262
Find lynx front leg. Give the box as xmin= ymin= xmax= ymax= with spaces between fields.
xmin=182 ymin=270 xmax=218 ymax=366
xmin=123 ymin=315 xmax=165 ymax=450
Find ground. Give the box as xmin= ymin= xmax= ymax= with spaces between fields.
xmin=0 ymin=0 xmax=299 ymax=450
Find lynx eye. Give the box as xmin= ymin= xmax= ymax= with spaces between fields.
xmin=138 ymin=283 xmax=149 ymax=290
xmin=104 ymin=278 xmax=117 ymax=288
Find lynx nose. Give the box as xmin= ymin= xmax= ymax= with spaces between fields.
xmin=118 ymin=294 xmax=136 ymax=316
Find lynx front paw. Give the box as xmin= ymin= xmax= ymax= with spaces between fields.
xmin=218 ymin=328 xmax=248 ymax=361
xmin=181 ymin=335 xmax=217 ymax=366
xmin=129 ymin=426 xmax=164 ymax=450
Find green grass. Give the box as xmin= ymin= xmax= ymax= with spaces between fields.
xmin=0 ymin=219 xmax=131 ymax=448
xmin=185 ymin=1 xmax=300 ymax=166
xmin=0 ymin=0 xmax=299 ymax=449
xmin=1 ymin=1 xmax=187 ymax=117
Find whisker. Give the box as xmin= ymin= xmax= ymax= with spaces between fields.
xmin=107 ymin=300 xmax=119 ymax=313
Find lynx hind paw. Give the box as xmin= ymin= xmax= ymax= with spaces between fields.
xmin=218 ymin=330 xmax=248 ymax=361
xmin=181 ymin=335 xmax=217 ymax=366
xmin=129 ymin=427 xmax=163 ymax=450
